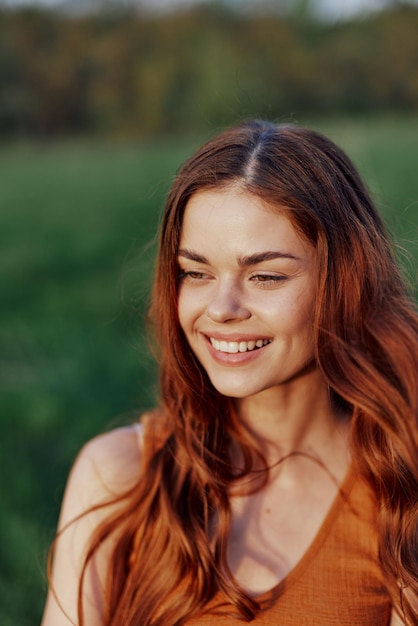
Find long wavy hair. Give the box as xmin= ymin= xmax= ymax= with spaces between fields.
xmin=77 ymin=121 xmax=418 ymax=625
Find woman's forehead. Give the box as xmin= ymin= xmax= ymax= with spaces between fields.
xmin=179 ymin=187 xmax=316 ymax=265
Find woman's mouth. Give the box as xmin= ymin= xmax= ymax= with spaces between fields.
xmin=209 ymin=338 xmax=271 ymax=354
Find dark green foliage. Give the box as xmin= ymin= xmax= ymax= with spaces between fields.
xmin=0 ymin=4 xmax=417 ymax=138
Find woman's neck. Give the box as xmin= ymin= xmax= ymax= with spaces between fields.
xmin=234 ymin=368 xmax=350 ymax=475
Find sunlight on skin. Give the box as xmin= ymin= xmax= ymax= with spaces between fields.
xmin=177 ymin=187 xmax=346 ymax=455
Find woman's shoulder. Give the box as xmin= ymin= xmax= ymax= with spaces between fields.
xmin=41 ymin=421 xmax=149 ymax=625
xmin=63 ymin=409 xmax=170 ymax=520
xmin=68 ymin=422 xmax=145 ymax=507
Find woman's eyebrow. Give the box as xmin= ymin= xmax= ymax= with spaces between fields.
xmin=178 ymin=248 xmax=209 ymax=264
xmin=238 ymin=251 xmax=300 ymax=266
xmin=178 ymin=249 xmax=300 ymax=266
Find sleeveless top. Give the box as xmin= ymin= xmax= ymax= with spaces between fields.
xmin=132 ymin=422 xmax=392 ymax=625
xmin=188 ymin=469 xmax=391 ymax=625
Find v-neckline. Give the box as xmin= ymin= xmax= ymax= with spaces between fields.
xmin=252 ymin=463 xmax=357 ymax=601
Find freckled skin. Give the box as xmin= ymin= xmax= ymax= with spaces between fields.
xmin=177 ymin=187 xmax=319 ymax=400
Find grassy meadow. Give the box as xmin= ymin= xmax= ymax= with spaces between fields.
xmin=1 ymin=116 xmax=417 ymax=625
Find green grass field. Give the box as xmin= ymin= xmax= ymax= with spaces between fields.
xmin=1 ymin=116 xmax=417 ymax=625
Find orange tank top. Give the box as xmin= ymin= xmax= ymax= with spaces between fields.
xmin=187 ymin=467 xmax=392 ymax=625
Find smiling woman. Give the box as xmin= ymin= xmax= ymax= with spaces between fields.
xmin=41 ymin=121 xmax=418 ymax=626
xmin=177 ymin=188 xmax=318 ymax=399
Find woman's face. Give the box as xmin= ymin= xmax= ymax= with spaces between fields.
xmin=177 ymin=186 xmax=319 ymax=399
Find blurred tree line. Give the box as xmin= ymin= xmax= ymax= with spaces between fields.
xmin=0 ymin=1 xmax=417 ymax=138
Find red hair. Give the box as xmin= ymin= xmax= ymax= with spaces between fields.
xmin=76 ymin=121 xmax=418 ymax=624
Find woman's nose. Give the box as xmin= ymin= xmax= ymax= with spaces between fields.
xmin=206 ymin=282 xmax=251 ymax=323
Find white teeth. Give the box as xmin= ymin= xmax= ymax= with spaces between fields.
xmin=210 ymin=338 xmax=270 ymax=353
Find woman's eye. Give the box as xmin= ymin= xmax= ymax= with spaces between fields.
xmin=251 ymin=274 xmax=287 ymax=286
xmin=179 ymin=270 xmax=208 ymax=282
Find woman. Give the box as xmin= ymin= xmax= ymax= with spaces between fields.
xmin=42 ymin=121 xmax=418 ymax=625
